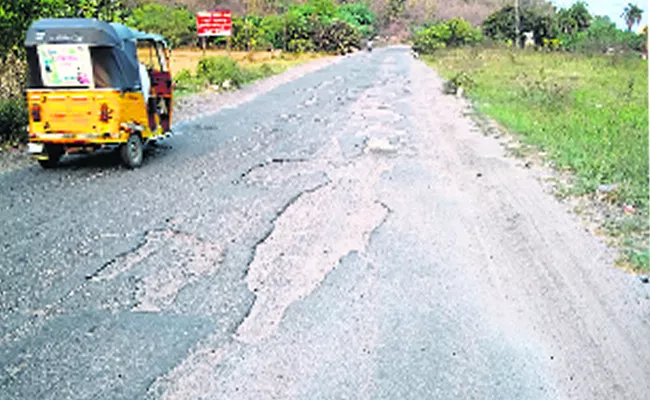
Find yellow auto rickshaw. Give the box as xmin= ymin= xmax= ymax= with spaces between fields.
xmin=24 ymin=18 xmax=173 ymax=168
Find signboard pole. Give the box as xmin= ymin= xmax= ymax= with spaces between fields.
xmin=201 ymin=36 xmax=206 ymax=56
xmin=227 ymin=36 xmax=231 ymax=55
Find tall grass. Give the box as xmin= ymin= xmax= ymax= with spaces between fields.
xmin=427 ymin=48 xmax=649 ymax=209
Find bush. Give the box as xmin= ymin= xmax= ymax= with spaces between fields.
xmin=0 ymin=99 xmax=28 ymax=144
xmin=443 ymin=71 xmax=476 ymax=95
xmin=0 ymin=53 xmax=27 ymax=100
xmin=196 ymin=56 xmax=246 ymax=88
xmin=314 ymin=19 xmax=362 ymax=54
xmin=127 ymin=3 xmax=195 ymax=48
xmin=242 ymin=63 xmax=279 ymax=82
xmin=238 ymin=15 xmax=275 ymax=51
xmin=229 ymin=16 xmax=248 ymax=50
xmin=285 ymin=8 xmax=313 ymax=43
xmin=230 ymin=14 xmax=291 ymax=51
xmin=288 ymin=38 xmax=316 ymax=53
xmin=413 ymin=18 xmax=481 ymax=54
xmin=173 ymin=68 xmax=206 ymax=93
xmin=260 ymin=14 xmax=286 ymax=49
xmin=413 ymin=24 xmax=451 ymax=53
xmin=447 ymin=18 xmax=483 ymax=46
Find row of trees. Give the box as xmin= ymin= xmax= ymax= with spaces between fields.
xmin=126 ymin=0 xmax=376 ymax=52
xmin=412 ymin=1 xmax=647 ymax=55
xmin=483 ymin=1 xmax=646 ymax=53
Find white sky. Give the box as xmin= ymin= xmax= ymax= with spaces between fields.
xmin=551 ymin=0 xmax=648 ymax=31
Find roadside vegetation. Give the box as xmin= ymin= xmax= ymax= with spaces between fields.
xmin=171 ymin=50 xmax=323 ymax=96
xmin=411 ymin=2 xmax=648 ymax=271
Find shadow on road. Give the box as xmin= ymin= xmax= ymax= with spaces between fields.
xmin=49 ymin=142 xmax=174 ymax=171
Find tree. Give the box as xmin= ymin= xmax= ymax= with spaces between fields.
xmin=386 ymin=0 xmax=406 ymax=23
xmin=525 ymin=12 xmax=557 ymax=46
xmin=482 ymin=5 xmax=519 ymax=43
xmin=127 ymin=3 xmax=194 ymax=48
xmin=0 ymin=0 xmax=124 ymax=55
xmin=338 ymin=2 xmax=376 ymax=37
xmin=557 ymin=1 xmax=591 ymax=34
xmin=413 ymin=17 xmax=481 ymax=54
xmin=622 ymin=3 xmax=643 ymax=32
xmin=483 ymin=4 xmax=558 ymax=47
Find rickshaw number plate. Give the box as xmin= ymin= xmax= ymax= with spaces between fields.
xmin=27 ymin=143 xmax=44 ymax=154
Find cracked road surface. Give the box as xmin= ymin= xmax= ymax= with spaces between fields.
xmin=1 ymin=47 xmax=649 ymax=400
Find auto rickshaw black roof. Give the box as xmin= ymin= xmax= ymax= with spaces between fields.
xmin=24 ymin=18 xmax=167 ymax=47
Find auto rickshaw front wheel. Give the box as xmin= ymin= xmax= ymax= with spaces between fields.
xmin=120 ymin=134 xmax=143 ymax=168
xmin=37 ymin=144 xmax=65 ymax=169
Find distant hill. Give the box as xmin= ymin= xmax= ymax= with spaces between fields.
xmin=404 ymin=0 xmax=508 ymax=25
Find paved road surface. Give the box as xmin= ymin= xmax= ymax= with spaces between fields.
xmin=1 ymin=47 xmax=649 ymax=400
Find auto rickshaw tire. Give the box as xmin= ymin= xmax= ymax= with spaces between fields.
xmin=120 ymin=134 xmax=143 ymax=168
xmin=37 ymin=145 xmax=64 ymax=169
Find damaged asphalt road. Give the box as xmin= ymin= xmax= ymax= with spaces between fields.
xmin=1 ymin=47 xmax=649 ymax=400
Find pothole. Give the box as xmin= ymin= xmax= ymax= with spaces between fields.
xmin=88 ymin=229 xmax=224 ymax=312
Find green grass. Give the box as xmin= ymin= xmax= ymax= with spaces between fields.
xmin=425 ymin=47 xmax=649 ymax=271
xmin=426 ymin=48 xmax=648 ymax=208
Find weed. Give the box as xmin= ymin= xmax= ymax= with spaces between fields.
xmin=619 ymin=247 xmax=650 ymax=272
xmin=443 ymin=71 xmax=476 ymax=95
xmin=604 ymin=215 xmax=649 ymax=237
xmin=517 ymin=68 xmax=573 ymax=109
xmin=196 ymin=56 xmax=246 ymax=88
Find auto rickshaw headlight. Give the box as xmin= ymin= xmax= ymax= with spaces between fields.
xmin=30 ymin=104 xmax=41 ymax=122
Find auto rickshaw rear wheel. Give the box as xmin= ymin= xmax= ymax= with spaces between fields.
xmin=37 ymin=144 xmax=65 ymax=169
xmin=120 ymin=134 xmax=143 ymax=168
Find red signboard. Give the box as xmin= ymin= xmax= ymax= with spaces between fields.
xmin=196 ymin=10 xmax=232 ymax=37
